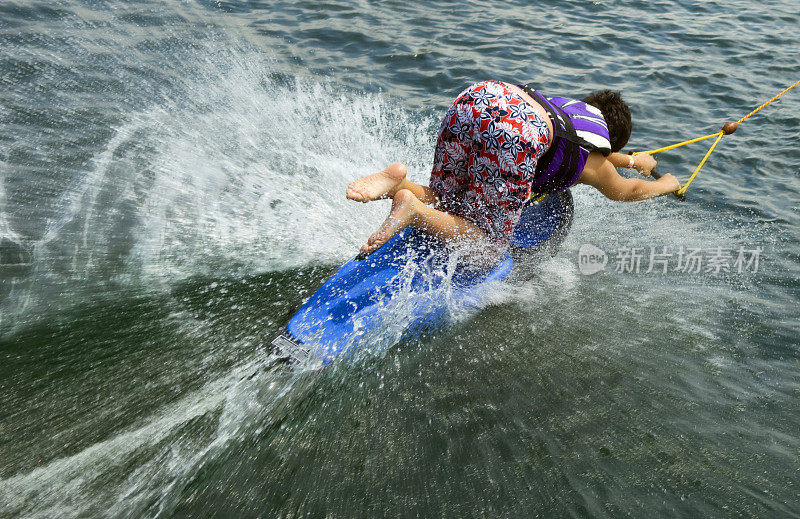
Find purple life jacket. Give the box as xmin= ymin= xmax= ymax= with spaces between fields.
xmin=519 ymin=85 xmax=612 ymax=195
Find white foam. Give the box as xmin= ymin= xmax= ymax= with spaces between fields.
xmin=0 ymin=353 xmax=308 ymax=518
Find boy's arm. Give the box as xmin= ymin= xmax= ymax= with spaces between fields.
xmin=607 ymin=152 xmax=657 ymax=175
xmin=578 ymin=153 xmax=680 ymax=201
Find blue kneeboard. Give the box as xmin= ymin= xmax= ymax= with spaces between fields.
xmin=271 ymin=190 xmax=573 ymax=367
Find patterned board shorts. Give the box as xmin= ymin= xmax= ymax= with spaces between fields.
xmin=429 ymin=80 xmax=551 ymax=240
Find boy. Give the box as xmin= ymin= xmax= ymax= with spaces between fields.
xmin=347 ymin=81 xmax=680 ymax=256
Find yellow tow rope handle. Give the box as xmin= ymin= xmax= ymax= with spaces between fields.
xmin=632 ymin=122 xmax=735 ymax=200
xmin=632 ymin=78 xmax=800 ymax=198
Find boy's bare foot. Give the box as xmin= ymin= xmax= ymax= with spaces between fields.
xmin=360 ymin=189 xmax=418 ymax=255
xmin=347 ymin=163 xmax=407 ymax=203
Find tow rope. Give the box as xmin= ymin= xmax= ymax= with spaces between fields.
xmin=634 ymin=78 xmax=800 ymax=197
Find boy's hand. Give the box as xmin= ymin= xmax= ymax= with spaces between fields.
xmin=658 ymin=173 xmax=681 ymax=193
xmin=633 ymin=153 xmax=657 ymax=176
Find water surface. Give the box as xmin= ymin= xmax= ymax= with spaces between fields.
xmin=1 ymin=0 xmax=799 ymax=517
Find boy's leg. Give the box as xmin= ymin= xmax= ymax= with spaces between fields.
xmin=360 ymin=189 xmax=489 ymax=255
xmin=347 ymin=163 xmax=439 ymax=205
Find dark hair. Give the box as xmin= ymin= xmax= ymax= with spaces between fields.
xmin=581 ymin=90 xmax=632 ymax=152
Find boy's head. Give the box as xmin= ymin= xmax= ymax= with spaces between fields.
xmin=582 ymin=90 xmax=632 ymax=152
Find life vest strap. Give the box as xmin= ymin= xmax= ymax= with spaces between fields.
xmin=520 ymin=85 xmax=582 ymax=195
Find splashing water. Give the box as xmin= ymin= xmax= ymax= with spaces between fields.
xmin=2 ymin=0 xmax=800 ymax=517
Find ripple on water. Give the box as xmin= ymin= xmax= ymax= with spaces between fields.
xmin=1 ymin=0 xmax=800 ymax=516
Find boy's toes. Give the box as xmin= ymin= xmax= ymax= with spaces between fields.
xmin=346 ymin=184 xmax=363 ymax=199
xmin=359 ymin=242 xmax=379 ymax=256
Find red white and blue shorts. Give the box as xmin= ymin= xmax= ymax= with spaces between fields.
xmin=429 ymin=80 xmax=551 ymax=240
